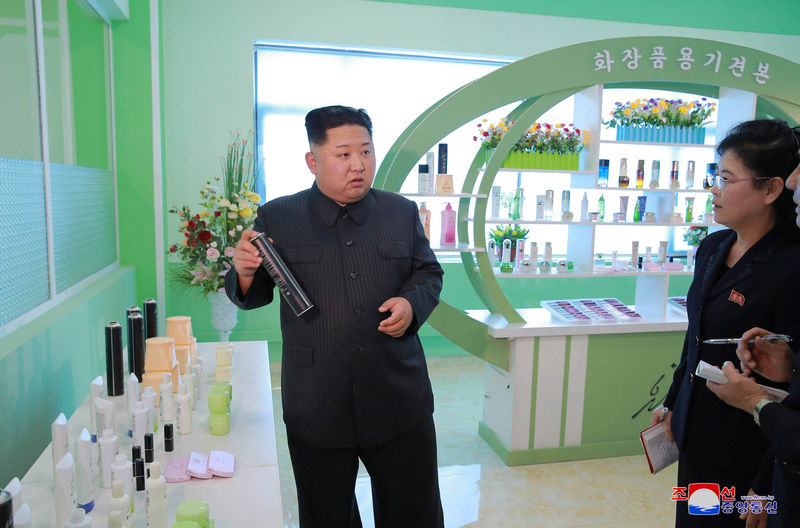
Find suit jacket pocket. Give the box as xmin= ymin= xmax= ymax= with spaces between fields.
xmin=283 ymin=344 xmax=313 ymax=368
xmin=284 ymin=245 xmax=322 ymax=264
xmin=378 ymin=241 xmax=410 ymax=259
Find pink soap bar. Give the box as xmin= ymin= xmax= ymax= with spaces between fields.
xmin=165 ymin=457 xmax=190 ymax=483
xmin=208 ymin=450 xmax=235 ymax=478
xmin=643 ymin=262 xmax=661 ymax=271
xmin=662 ymin=262 xmax=685 ymax=271
xmin=187 ymin=452 xmax=212 ymax=479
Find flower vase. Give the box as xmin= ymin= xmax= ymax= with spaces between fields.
xmin=208 ymin=289 xmax=238 ymax=342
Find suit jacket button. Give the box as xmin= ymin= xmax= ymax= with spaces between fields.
xmin=354 ymin=308 xmax=362 ymax=316
xmin=345 ymin=240 xmax=353 ymax=246
xmin=349 ymin=272 xmax=357 ymax=279
xmin=689 ymin=373 xmax=695 ymax=382
xmin=695 ymin=336 xmax=700 ymax=345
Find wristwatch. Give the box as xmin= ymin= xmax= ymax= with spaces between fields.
xmin=753 ymin=398 xmax=775 ymax=426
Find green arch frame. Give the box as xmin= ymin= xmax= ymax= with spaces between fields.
xmin=373 ymin=37 xmax=800 ymax=359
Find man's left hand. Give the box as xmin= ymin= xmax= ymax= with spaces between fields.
xmin=378 ymin=297 xmax=413 ymax=338
xmin=706 ymin=362 xmax=769 ymax=415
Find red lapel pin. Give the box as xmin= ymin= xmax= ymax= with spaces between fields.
xmin=728 ymin=290 xmax=745 ymax=307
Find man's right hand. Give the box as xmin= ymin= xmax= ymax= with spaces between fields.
xmin=651 ymin=405 xmax=674 ymax=442
xmin=736 ymin=327 xmax=794 ymax=382
xmin=233 ymin=229 xmax=263 ymax=296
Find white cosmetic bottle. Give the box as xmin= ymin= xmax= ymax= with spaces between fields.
xmin=54 ymin=453 xmax=77 ymax=528
xmin=145 ymin=461 xmax=168 ymax=528
xmin=108 ymin=510 xmax=123 ymax=528
xmin=141 ymin=386 xmax=158 ymax=432
xmin=88 ymin=376 xmax=104 ymax=442
xmin=159 ymin=373 xmax=175 ymax=424
xmin=51 ymin=413 xmax=69 ymax=479
xmin=94 ymin=397 xmax=114 ymax=438
xmin=4 ymin=477 xmax=31 ymax=527
xmin=109 ymin=480 xmax=132 ymax=528
xmin=64 ymin=508 xmax=92 ymax=528
xmin=98 ymin=429 xmax=119 ymax=489
xmin=110 ymin=453 xmax=133 ymax=515
xmin=176 ymin=384 xmax=192 ymax=435
xmin=131 ymin=401 xmax=149 ymax=450
xmin=126 ymin=373 xmax=140 ymax=438
xmin=183 ymin=372 xmax=197 ymax=410
xmin=74 ymin=428 xmax=95 ymax=513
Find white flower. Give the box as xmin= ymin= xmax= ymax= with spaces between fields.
xmin=206 ymin=247 xmax=220 ymax=261
xmin=219 ymin=199 xmax=231 ymax=208
xmin=238 ymin=199 xmax=250 ymax=210
xmin=211 ymin=241 xmax=217 ymax=248
xmin=228 ymin=230 xmax=235 ymax=236
xmin=236 ymin=225 xmax=243 ymax=231
xmin=228 ymin=212 xmax=238 ymax=219
xmin=224 ymin=246 xmax=235 ymax=257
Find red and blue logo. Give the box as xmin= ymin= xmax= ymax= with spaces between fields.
xmin=687 ymin=483 xmax=720 ymax=515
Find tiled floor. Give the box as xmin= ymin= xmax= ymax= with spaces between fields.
xmin=270 ymin=354 xmax=678 ymax=527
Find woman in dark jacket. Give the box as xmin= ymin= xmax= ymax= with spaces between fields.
xmin=651 ymin=120 xmax=800 ymax=527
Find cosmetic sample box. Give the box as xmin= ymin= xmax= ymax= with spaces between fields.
xmin=541 ymin=298 xmax=643 ymax=323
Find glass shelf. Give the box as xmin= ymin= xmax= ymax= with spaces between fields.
xmin=475 ymin=217 xmax=715 ymax=227
xmin=400 ymin=193 xmax=488 ymax=198
xmin=599 ymin=139 xmax=715 ymax=149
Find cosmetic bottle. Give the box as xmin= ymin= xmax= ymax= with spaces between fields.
xmin=435 ymin=144 xmax=454 ymax=193
xmin=126 ymin=374 xmax=140 ymax=438
xmin=687 ymin=248 xmax=695 ymax=270
xmin=417 ymin=164 xmax=430 ymax=194
xmin=491 ymin=186 xmax=501 ymax=218
xmin=658 ymin=241 xmax=668 ymax=264
xmin=132 ymin=401 xmax=149 ymax=450
xmin=105 ymin=321 xmax=125 ymax=396
xmin=74 ymin=429 xmax=94 ymax=513
xmin=706 ymin=162 xmax=717 ymax=188
xmin=54 ymin=453 xmax=77 ymax=528
xmin=619 ymin=196 xmax=629 ymax=222
xmin=95 ymin=397 xmax=114 ymax=439
xmin=544 ymin=190 xmax=554 ymax=221
xmin=670 ymin=161 xmax=680 ymax=189
xmin=159 ymin=373 xmax=175 ymax=424
xmin=110 ymin=454 xmax=133 ymax=515
xmin=631 ymin=241 xmax=639 ymax=269
xmin=109 ymin=480 xmax=132 ymax=528
xmin=64 ymin=508 xmax=92 ymax=528
xmin=126 ymin=309 xmax=145 ymax=381
xmin=487 ymin=239 xmax=496 ymax=268
xmin=418 ymin=202 xmax=431 ymax=239
xmin=98 ymin=429 xmax=118 ymax=489
xmin=540 ymin=242 xmax=552 ymax=273
xmin=705 ymin=195 xmax=713 ymax=215
xmin=426 ymin=152 xmax=436 ymax=193
xmin=685 ymin=196 xmax=695 ymax=223
xmin=500 ymin=240 xmax=513 ymax=273
xmin=561 ymin=190 xmax=571 ymax=221
xmin=177 ymin=386 xmax=192 ymax=436
xmin=511 ymin=188 xmax=523 ymax=220
xmin=612 ymin=250 xmax=619 ymax=270
xmin=649 ymin=160 xmax=660 ymax=189
xmin=52 ymin=413 xmax=69 ymax=479
xmin=183 ymin=372 xmax=197 ymax=411
xmin=5 ymin=477 xmax=31 ymax=527
xmin=515 ymin=239 xmax=526 ymax=271
xmin=0 ymin=491 xmax=10 ymax=528
xmin=645 ymin=246 xmax=652 ymax=265
xmin=598 ymin=194 xmax=605 ymax=221
xmin=633 ymin=196 xmax=646 ymax=222
xmin=580 ymin=192 xmax=589 ymax=222
xmin=146 ymin=462 xmax=168 ymax=528
xmin=530 ymin=242 xmax=538 ymax=270
xmin=686 ymin=160 xmax=695 ymax=189
xmin=89 ymin=376 xmax=104 ymax=442
xmin=618 ymin=158 xmax=629 ymax=188
xmin=108 ymin=510 xmax=123 ymax=528
xmin=636 ymin=159 xmax=645 ymax=189
xmin=598 ymin=159 xmax=609 ymax=187
xmin=134 ymin=458 xmax=145 ymax=492
xmin=164 ymin=423 xmax=175 ymax=453
xmin=143 ymin=298 xmax=158 ymax=339
xmin=144 ymin=433 xmax=154 ymax=464
xmin=191 ymin=359 xmax=204 ymax=399
xmin=535 ymin=195 xmax=544 ymax=220
xmin=440 ymin=203 xmax=456 ymax=247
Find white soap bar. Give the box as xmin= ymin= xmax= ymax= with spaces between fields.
xmin=187 ymin=452 xmax=212 ymax=479
xmin=207 ymin=450 xmax=235 ymax=478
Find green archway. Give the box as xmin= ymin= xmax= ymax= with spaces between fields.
xmin=373 ymin=37 xmax=800 ymax=365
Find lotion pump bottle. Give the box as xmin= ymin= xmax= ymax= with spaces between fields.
xmin=580 ymin=193 xmax=589 ymax=222
xmin=109 ymin=480 xmax=131 ymax=527
xmin=145 ymin=461 xmax=168 ymax=528
xmin=418 ymin=202 xmax=431 ymax=239
xmin=440 ymin=203 xmax=456 ymax=247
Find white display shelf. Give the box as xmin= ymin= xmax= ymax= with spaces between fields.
xmin=480 ymin=168 xmax=596 ymax=175
xmin=466 ymin=307 xmax=688 ymax=338
xmin=598 ymin=186 xmax=712 ymax=193
xmin=599 ymin=139 xmax=716 ymax=149
xmin=477 ymin=217 xmax=715 ymax=227
xmin=400 ymin=192 xmax=488 ymax=198
xmin=493 ymin=269 xmax=693 ymax=278
xmin=432 ymin=244 xmax=485 ymax=253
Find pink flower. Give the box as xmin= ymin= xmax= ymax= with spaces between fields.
xmin=224 ymin=246 xmax=235 ymax=257
xmin=206 ymin=247 xmax=220 ymax=261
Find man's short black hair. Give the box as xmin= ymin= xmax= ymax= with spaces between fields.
xmin=305 ymin=105 xmax=373 ymax=146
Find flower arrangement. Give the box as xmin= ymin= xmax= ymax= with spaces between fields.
xmin=168 ymin=131 xmax=261 ymax=296
xmin=604 ymin=97 xmax=716 ymax=129
xmin=488 ymin=224 xmax=530 ymax=246
xmin=683 ymin=226 xmax=708 ymax=247
xmin=474 ymin=118 xmax=589 ymax=154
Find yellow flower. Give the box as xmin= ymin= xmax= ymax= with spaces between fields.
xmin=652 ymin=107 xmax=660 ymax=113
xmin=624 ymin=109 xmax=631 ymax=115
xmin=248 ymin=192 xmax=261 ymax=203
xmin=199 ymin=210 xmax=209 ymax=218
xmin=679 ymin=106 xmax=688 ymax=114
xmin=503 ymin=127 xmax=508 ymax=131
xmin=631 ymin=101 xmax=639 ymax=109
xmin=239 ymin=207 xmax=253 ymax=218
xmin=659 ymin=100 xmax=667 ymax=108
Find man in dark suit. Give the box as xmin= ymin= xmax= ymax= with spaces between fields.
xmin=225 ymin=105 xmax=445 ymax=528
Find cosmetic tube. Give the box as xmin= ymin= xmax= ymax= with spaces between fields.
xmin=127 ymin=312 xmax=145 ymax=381
xmin=89 ymin=376 xmax=104 ymax=442
xmin=631 ymin=241 xmax=639 ymax=268
xmin=250 ymin=233 xmax=315 ymax=316
xmin=658 ymin=241 xmax=668 ymax=264
xmin=64 ymin=508 xmax=92 ymax=528
xmin=109 ymin=480 xmax=131 ymax=528
xmin=126 ymin=373 xmax=139 ymax=438
xmin=134 ymin=459 xmax=145 ymax=492
xmin=144 ymin=433 xmax=154 ymax=464
xmin=98 ymin=429 xmax=118 ymax=489
xmin=141 ymin=386 xmax=157 ymax=432
xmin=74 ymin=429 xmax=95 ymax=513
xmin=105 ymin=322 xmax=125 ymax=396
xmin=183 ymin=373 xmax=197 ymax=411
xmin=94 ymin=398 xmax=114 ymax=439
xmin=110 ymin=453 xmax=133 ymax=516
xmin=54 ymin=453 xmax=77 ymax=528
xmin=143 ymin=298 xmax=158 ymax=339
xmin=500 ymin=240 xmax=513 ymax=273
xmin=176 ymin=385 xmax=192 ymax=435
xmin=159 ymin=373 xmax=175 ymax=424
xmin=649 ymin=160 xmax=660 ymax=189
xmin=619 ymin=196 xmax=629 ymax=220
xmin=544 ymin=242 xmax=553 ymax=264
xmin=52 ymin=413 xmax=69 ymax=479
xmin=146 ymin=462 xmax=168 ymax=528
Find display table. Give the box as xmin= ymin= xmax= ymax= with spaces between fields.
xmin=21 ymin=341 xmax=283 ymax=526
xmin=468 ymin=307 xmax=687 ymax=466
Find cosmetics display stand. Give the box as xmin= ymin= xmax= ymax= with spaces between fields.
xmin=21 ymin=341 xmax=283 ymax=527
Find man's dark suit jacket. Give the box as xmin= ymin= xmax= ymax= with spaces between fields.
xmin=664 ymin=227 xmax=800 ymax=481
xmin=225 ymin=183 xmax=444 ymax=448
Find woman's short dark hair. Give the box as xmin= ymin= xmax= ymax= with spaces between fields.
xmin=305 ymin=105 xmax=372 ymax=146
xmin=717 ymin=119 xmax=800 ymax=238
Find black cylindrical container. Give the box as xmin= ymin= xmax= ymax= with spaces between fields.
xmin=134 ymin=458 xmax=145 ymax=491
xmin=126 ymin=313 xmax=145 ymax=381
xmin=250 ymin=233 xmax=314 ymax=317
xmin=437 ymin=143 xmax=448 ymax=174
xmin=164 ymin=423 xmax=174 ymax=452
xmin=143 ymin=298 xmax=157 ymax=338
xmin=105 ymin=322 xmax=125 ymax=396
xmin=144 ymin=433 xmax=154 ymax=463
xmin=131 ymin=445 xmax=141 ymax=463
xmin=0 ymin=490 xmax=11 ymax=528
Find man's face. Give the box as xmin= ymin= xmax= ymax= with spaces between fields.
xmin=305 ymin=125 xmax=375 ymax=204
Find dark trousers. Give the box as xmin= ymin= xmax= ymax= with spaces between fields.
xmin=676 ymin=451 xmax=752 ymax=527
xmin=286 ymin=415 xmax=444 ymax=528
